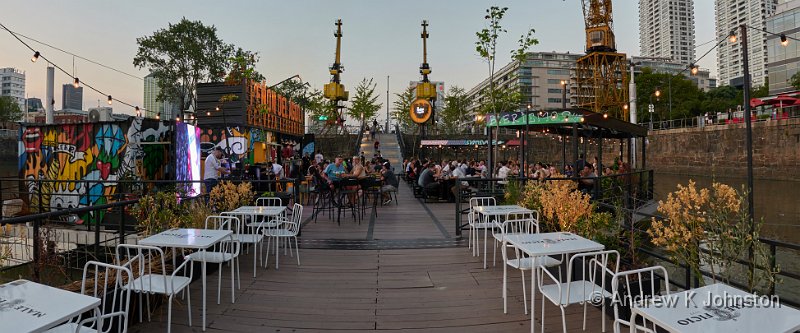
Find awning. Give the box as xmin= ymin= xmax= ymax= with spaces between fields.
xmin=420 ymin=139 xmax=505 ymax=146
xmin=484 ymin=108 xmax=648 ymax=138
xmin=764 ymin=95 xmax=800 ymax=106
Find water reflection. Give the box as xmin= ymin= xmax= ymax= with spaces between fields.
xmin=654 ymin=173 xmax=800 ymax=243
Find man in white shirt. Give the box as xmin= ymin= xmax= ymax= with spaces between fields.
xmin=272 ymin=161 xmax=284 ymax=179
xmin=496 ymin=161 xmax=510 ymax=185
xmin=315 ymin=151 xmax=324 ymax=164
xmin=204 ymin=147 xmax=229 ymax=194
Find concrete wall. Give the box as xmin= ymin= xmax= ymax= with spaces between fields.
xmin=646 ymin=118 xmax=800 ymax=180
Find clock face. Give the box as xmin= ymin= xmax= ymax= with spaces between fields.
xmin=410 ymin=98 xmax=432 ymax=124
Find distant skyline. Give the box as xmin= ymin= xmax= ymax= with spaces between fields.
xmin=0 ymin=0 xmax=717 ymax=121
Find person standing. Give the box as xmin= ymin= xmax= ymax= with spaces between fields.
xmin=315 ymin=150 xmax=324 ymax=164
xmin=204 ymin=147 xmax=229 ymax=194
xmin=374 ymin=139 xmax=380 ymax=151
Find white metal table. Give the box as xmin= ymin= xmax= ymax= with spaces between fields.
xmin=0 ymin=279 xmax=100 ymax=333
xmin=504 ymin=232 xmax=605 ymax=333
xmin=139 ymin=228 xmax=233 ymax=331
xmin=629 ymin=283 xmax=800 ymax=333
xmin=473 ymin=205 xmax=532 ymax=269
xmin=227 ymin=205 xmax=288 ymax=271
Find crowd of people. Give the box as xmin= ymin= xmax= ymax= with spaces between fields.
xmin=304 ymin=150 xmax=399 ymax=206
xmin=401 ymin=153 xmax=634 ymax=200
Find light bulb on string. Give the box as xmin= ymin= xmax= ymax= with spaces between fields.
xmin=156 ymin=113 xmax=161 ymax=120
xmin=781 ymin=34 xmax=789 ymax=47
xmin=31 ymin=51 xmax=40 ymax=63
xmin=135 ymin=106 xmax=141 ymax=117
xmin=107 ymin=95 xmax=113 ymax=105
xmin=73 ymin=77 xmax=80 ymax=88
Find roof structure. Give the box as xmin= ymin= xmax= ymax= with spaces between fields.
xmin=485 ymin=107 xmax=648 ymax=139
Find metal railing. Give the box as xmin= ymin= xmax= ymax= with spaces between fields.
xmin=0 ymin=178 xmax=302 ymax=280
xmin=451 ymin=172 xmax=800 ymax=308
xmin=649 ymin=112 xmax=800 ymax=131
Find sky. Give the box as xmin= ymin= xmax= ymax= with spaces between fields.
xmin=0 ymin=0 xmax=717 ymax=121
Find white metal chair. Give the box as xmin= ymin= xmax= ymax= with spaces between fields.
xmin=467 ymin=197 xmax=496 ymax=258
xmin=251 ymin=197 xmax=286 ymax=231
xmin=264 ymin=203 xmax=302 ymax=269
xmin=222 ymin=211 xmax=265 ymax=278
xmin=612 ymin=266 xmax=671 ymax=333
xmin=45 ymin=261 xmax=134 ymax=333
xmin=186 ymin=215 xmax=241 ymax=304
xmin=116 ymin=244 xmax=193 ymax=333
xmin=496 ymin=211 xmax=563 ymax=315
xmin=538 ymin=250 xmax=619 ymax=333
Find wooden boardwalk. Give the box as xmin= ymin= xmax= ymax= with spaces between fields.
xmin=131 ymin=182 xmax=608 ymax=332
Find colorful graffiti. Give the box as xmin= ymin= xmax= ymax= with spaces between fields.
xmin=199 ymin=126 xmax=269 ymax=165
xmin=18 ymin=118 xmax=171 ymax=223
xmin=175 ymin=122 xmax=202 ymax=196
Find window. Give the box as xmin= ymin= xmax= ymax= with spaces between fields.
xmin=547 ymin=79 xmax=562 ymax=84
xmin=547 ymin=88 xmax=563 ymax=94
xmin=546 ymin=69 xmax=569 ymax=75
xmin=547 ymin=98 xmax=562 ymax=103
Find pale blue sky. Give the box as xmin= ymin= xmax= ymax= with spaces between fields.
xmin=0 ymin=0 xmax=716 ymax=120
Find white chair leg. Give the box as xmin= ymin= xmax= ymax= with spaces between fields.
xmin=231 ymin=259 xmax=236 ymax=303
xmin=186 ymin=285 xmax=192 ymax=327
xmin=217 ymin=264 xmax=222 ymax=305
xmin=295 ymin=237 xmax=300 ymax=266
xmin=560 ymin=306 xmax=567 ymax=333
xmin=167 ymin=295 xmax=174 ymax=333
xmin=521 ymin=269 xmax=528 ymax=315
xmin=502 ymin=262 xmax=508 ymax=314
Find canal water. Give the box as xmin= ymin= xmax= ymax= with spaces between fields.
xmin=654 ymin=173 xmax=800 ymax=244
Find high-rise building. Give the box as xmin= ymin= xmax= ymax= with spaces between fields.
xmin=716 ymin=0 xmax=778 ymax=88
xmin=26 ymin=98 xmax=43 ymax=113
xmin=62 ymin=84 xmax=83 ymax=110
xmin=466 ymin=52 xmax=582 ymax=114
xmin=639 ymin=0 xmax=696 ymax=65
xmin=766 ymin=0 xmax=800 ymax=94
xmin=0 ymin=68 xmax=26 ymax=110
xmin=143 ymin=72 xmax=179 ymax=119
xmin=631 ymin=56 xmax=717 ymax=91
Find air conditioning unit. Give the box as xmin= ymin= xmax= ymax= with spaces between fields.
xmin=88 ymin=107 xmax=112 ymax=122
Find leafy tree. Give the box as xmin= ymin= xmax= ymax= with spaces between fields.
xmin=439 ymin=86 xmax=471 ymax=134
xmin=476 ymin=6 xmax=537 ymax=172
xmin=477 ymin=85 xmax=524 ymax=116
xmin=392 ymin=86 xmax=416 ymax=133
xmin=347 ymin=78 xmax=382 ymax=126
xmin=701 ymin=86 xmax=739 ymax=115
xmin=750 ymin=77 xmax=769 ymax=99
xmin=791 ymin=72 xmax=800 ymax=90
xmin=133 ymin=18 xmax=261 ymax=113
xmin=0 ymin=96 xmax=23 ymax=125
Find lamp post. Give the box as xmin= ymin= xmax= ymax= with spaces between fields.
xmin=560 ymin=80 xmax=568 ymax=109
xmin=730 ymin=25 xmax=755 ymax=251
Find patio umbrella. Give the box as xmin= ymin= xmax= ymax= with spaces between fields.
xmin=763 ymin=95 xmax=800 ymax=106
xmin=749 ymin=98 xmax=766 ymax=108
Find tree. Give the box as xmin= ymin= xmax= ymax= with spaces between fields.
xmin=439 ymin=86 xmax=471 ymax=134
xmin=0 ymin=96 xmax=23 ymax=125
xmin=476 ymin=6 xmax=537 ymax=172
xmin=133 ymin=18 xmax=260 ymax=113
xmin=791 ymin=72 xmax=800 ymax=91
xmin=348 ymin=78 xmax=382 ymax=127
xmin=392 ymin=86 xmax=416 ymax=133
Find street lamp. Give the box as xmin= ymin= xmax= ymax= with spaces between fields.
xmin=560 ymin=80 xmax=568 ymax=109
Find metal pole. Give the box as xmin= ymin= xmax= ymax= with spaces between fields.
xmin=386 ymin=75 xmax=390 ymax=131
xmin=487 ymin=125 xmax=493 ymax=176
xmin=572 ymin=124 xmax=579 ymax=174
xmin=629 ymin=62 xmax=637 ymax=168
xmin=561 ymin=82 xmax=567 ymax=110
xmin=740 ymin=25 xmax=756 ymax=289
xmin=523 ymin=107 xmax=530 ymax=170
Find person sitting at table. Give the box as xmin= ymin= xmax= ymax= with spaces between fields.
xmin=419 ymin=163 xmax=440 ymax=198
xmin=380 ymin=163 xmax=399 ymax=205
xmin=578 ymin=163 xmax=597 ymax=194
xmin=324 ymin=156 xmax=346 ymax=183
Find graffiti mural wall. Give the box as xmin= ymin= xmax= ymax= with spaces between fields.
xmin=18 ymin=118 xmax=171 ymax=223
xmin=199 ymin=126 xmax=271 ymax=165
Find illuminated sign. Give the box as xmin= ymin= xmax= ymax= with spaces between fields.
xmin=485 ymin=111 xmax=584 ymax=127
xmin=420 ymin=139 xmax=504 ymax=146
xmin=410 ymin=98 xmax=432 ymax=124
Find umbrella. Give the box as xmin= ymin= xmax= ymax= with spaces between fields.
xmin=763 ymin=95 xmax=800 ymax=106
xmin=749 ymin=98 xmax=766 ymax=108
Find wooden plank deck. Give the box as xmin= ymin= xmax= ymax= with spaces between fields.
xmin=131 ymin=182 xmax=609 ymax=332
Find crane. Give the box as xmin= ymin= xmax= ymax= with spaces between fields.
xmin=575 ymin=0 xmax=628 ymax=119
xmin=323 ymin=19 xmax=349 ymax=132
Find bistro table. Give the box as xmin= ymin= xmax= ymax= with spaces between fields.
xmin=0 ymin=279 xmax=100 ymax=333
xmin=629 ymin=283 xmax=800 ymax=333
xmin=504 ymin=232 xmax=605 ymax=333
xmin=139 ymin=228 xmax=233 ymax=331
xmin=473 ymin=205 xmax=533 ymax=269
xmin=230 ymin=205 xmax=288 ymax=269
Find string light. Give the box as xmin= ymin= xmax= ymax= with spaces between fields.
xmin=107 ymin=95 xmax=112 ymax=105
xmin=156 ymin=113 xmax=161 ymax=120
xmin=603 ymin=113 xmax=608 ymax=119
xmin=690 ymin=64 xmax=699 ymax=76
xmin=729 ymin=30 xmax=737 ymax=43
xmin=215 ymin=106 xmax=220 ymax=112
xmin=135 ymin=106 xmax=141 ymax=117
xmin=781 ymin=34 xmax=789 ymax=46
xmin=206 ymin=111 xmax=211 ymax=116
xmin=0 ymin=21 xmax=145 ymax=116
